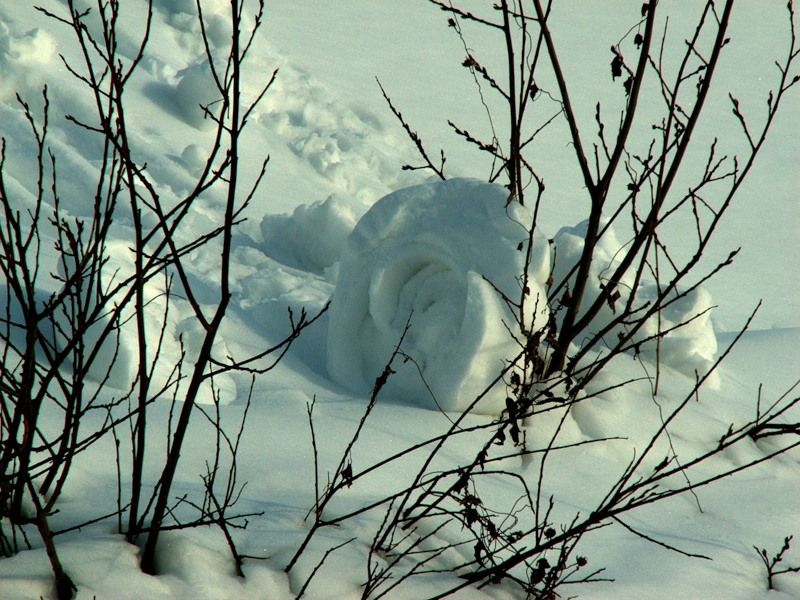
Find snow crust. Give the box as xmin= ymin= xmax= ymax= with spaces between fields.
xmin=327 ymin=178 xmax=550 ymax=414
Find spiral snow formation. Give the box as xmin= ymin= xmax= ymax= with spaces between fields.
xmin=326 ymin=178 xmax=551 ymax=414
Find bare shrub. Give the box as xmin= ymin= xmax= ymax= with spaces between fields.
xmin=1 ymin=1 xmax=320 ymax=596
xmin=287 ymin=2 xmax=800 ymax=598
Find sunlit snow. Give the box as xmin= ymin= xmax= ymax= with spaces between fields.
xmin=0 ymin=1 xmax=798 ymax=599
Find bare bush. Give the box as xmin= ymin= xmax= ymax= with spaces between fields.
xmin=287 ymin=1 xmax=800 ymax=598
xmin=0 ymin=1 xmax=321 ymax=596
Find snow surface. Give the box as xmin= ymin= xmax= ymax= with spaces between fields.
xmin=0 ymin=1 xmax=798 ymax=599
xmin=551 ymin=220 xmax=719 ymax=386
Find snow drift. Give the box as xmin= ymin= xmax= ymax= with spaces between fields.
xmin=325 ymin=180 xmax=719 ymax=416
xmin=259 ymin=193 xmax=366 ymax=276
xmin=326 ymin=178 xmax=551 ymax=414
xmin=552 ymin=220 xmax=719 ymax=384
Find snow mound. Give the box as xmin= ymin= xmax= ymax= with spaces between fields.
xmin=259 ymin=194 xmax=367 ymax=276
xmin=552 ymin=220 xmax=718 ymax=384
xmin=0 ymin=19 xmax=57 ymax=99
xmin=327 ymin=178 xmax=551 ymax=415
xmin=0 ymin=283 xmax=132 ymax=391
xmin=170 ymin=60 xmax=220 ymax=129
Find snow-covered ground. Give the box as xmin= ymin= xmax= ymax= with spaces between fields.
xmin=0 ymin=1 xmax=798 ymax=599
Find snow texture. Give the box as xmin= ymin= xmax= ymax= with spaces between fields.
xmin=259 ymin=194 xmax=367 ymax=276
xmin=552 ymin=219 xmax=719 ymax=385
xmin=0 ymin=19 xmax=57 ymax=100
xmin=0 ymin=2 xmax=797 ymax=598
xmin=327 ymin=178 xmax=551 ymax=414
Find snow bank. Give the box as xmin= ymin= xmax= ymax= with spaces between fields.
xmin=0 ymin=283 xmax=132 ymax=390
xmin=326 ymin=178 xmax=551 ymax=415
xmin=552 ymin=220 xmax=718 ymax=384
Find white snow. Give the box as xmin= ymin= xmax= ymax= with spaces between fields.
xmin=259 ymin=194 xmax=367 ymax=276
xmin=327 ymin=178 xmax=550 ymax=414
xmin=552 ymin=220 xmax=720 ymax=386
xmin=0 ymin=1 xmax=798 ymax=599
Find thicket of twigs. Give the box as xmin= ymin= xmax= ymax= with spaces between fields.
xmin=1 ymin=1 xmax=798 ymax=599
xmin=1 ymin=1 xmax=319 ymax=597
xmin=288 ymin=1 xmax=800 ymax=597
